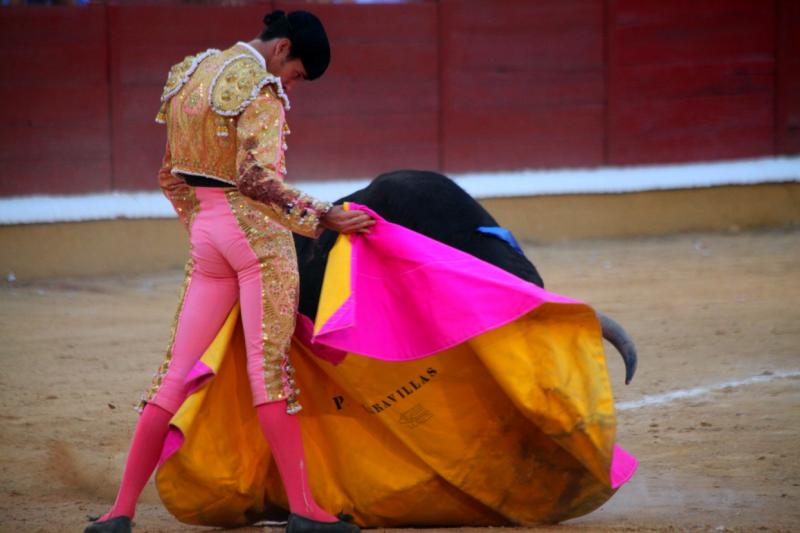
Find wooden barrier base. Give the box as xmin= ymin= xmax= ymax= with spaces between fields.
xmin=1 ymin=183 xmax=798 ymax=281
xmin=483 ymin=182 xmax=800 ymax=242
xmin=0 ymin=219 xmax=189 ymax=281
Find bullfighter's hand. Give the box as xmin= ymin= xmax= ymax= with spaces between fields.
xmin=321 ymin=205 xmax=376 ymax=234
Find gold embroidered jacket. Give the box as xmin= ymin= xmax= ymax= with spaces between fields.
xmin=155 ymin=43 xmax=331 ymax=238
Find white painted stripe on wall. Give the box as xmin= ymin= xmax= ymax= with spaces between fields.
xmin=454 ymin=156 xmax=800 ymax=197
xmin=616 ymin=369 xmax=800 ymax=411
xmin=1 ymin=156 xmax=798 ymax=225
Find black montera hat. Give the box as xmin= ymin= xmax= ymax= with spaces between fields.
xmin=262 ymin=10 xmax=330 ymax=81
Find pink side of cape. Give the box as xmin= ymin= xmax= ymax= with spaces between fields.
xmin=312 ymin=205 xmax=577 ymax=361
xmin=611 ymin=444 xmax=638 ymax=489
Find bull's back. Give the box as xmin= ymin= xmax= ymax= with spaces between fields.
xmin=294 ymin=170 xmax=544 ymax=320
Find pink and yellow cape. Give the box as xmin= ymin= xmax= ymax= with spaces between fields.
xmin=154 ymin=205 xmax=637 ymax=527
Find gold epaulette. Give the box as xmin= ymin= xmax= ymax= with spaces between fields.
xmin=209 ymin=54 xmax=291 ymax=118
xmin=155 ymin=48 xmax=221 ymax=124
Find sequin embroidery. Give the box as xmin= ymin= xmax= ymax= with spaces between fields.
xmin=136 ymin=259 xmax=195 ymax=412
xmin=225 ymin=190 xmax=302 ymax=414
xmin=235 ymin=97 xmax=331 ymax=238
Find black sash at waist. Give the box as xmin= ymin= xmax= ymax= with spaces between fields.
xmin=181 ymin=174 xmax=234 ymax=188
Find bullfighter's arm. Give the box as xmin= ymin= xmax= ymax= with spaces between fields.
xmin=158 ymin=141 xmax=196 ymax=231
xmin=235 ymin=91 xmax=331 ymax=238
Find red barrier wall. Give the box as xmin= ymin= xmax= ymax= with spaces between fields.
xmin=777 ymin=0 xmax=800 ymax=154
xmin=440 ymin=0 xmax=606 ymax=172
xmin=0 ymin=1 xmax=797 ymax=197
xmin=607 ymin=0 xmax=776 ymax=165
xmin=275 ymin=0 xmax=439 ymax=180
xmin=0 ymin=6 xmax=111 ymax=195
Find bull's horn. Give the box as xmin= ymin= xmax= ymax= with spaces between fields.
xmin=597 ymin=312 xmax=638 ymax=385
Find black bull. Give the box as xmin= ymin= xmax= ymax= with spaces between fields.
xmin=294 ymin=170 xmax=637 ymax=384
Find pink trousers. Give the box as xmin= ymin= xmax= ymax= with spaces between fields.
xmin=142 ymin=187 xmax=300 ymax=414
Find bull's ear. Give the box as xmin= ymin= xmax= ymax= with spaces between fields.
xmin=343 ymin=202 xmax=350 ymax=212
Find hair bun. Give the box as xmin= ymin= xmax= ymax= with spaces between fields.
xmin=263 ymin=10 xmax=286 ymax=26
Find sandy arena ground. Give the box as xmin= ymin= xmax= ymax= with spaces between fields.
xmin=0 ymin=228 xmax=798 ymax=533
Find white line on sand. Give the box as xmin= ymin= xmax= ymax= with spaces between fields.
xmin=616 ymin=370 xmax=800 ymax=411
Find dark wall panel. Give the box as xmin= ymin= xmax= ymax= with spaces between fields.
xmin=776 ymin=0 xmax=800 ymax=154
xmin=607 ymin=0 xmax=776 ymax=165
xmin=440 ymin=0 xmax=605 ymax=173
xmin=0 ymin=6 xmax=111 ymax=195
xmin=276 ymin=1 xmax=439 ymax=181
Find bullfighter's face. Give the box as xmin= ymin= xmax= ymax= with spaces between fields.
xmin=266 ymin=37 xmax=308 ymax=93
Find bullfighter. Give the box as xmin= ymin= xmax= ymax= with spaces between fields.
xmin=85 ymin=9 xmax=373 ymax=533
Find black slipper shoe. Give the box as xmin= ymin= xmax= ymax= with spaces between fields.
xmin=286 ymin=513 xmax=360 ymax=533
xmin=84 ymin=515 xmax=132 ymax=533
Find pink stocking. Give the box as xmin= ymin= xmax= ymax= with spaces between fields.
xmin=100 ymin=403 xmax=173 ymax=520
xmin=256 ymin=402 xmax=337 ymax=522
